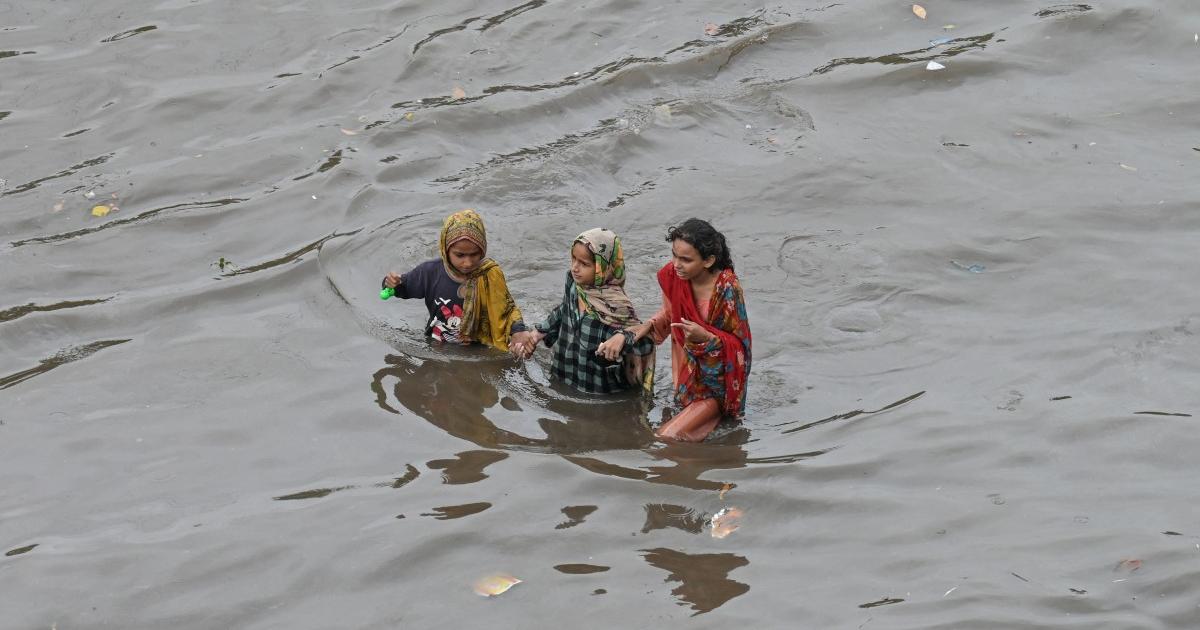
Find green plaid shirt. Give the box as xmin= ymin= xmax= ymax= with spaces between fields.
xmin=535 ymin=273 xmax=654 ymax=394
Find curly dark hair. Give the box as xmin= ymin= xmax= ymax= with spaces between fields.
xmin=666 ymin=218 xmax=733 ymax=271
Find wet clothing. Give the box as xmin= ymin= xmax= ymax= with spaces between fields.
xmin=434 ymin=209 xmax=525 ymax=351
xmin=536 ymin=272 xmax=655 ymax=394
xmin=384 ymin=260 xmax=526 ymax=344
xmin=646 ymin=263 xmax=751 ymax=418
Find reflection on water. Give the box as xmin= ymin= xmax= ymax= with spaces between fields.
xmin=388 ymin=464 xmax=421 ymax=489
xmin=640 ymin=504 xmax=707 ymax=535
xmin=370 ymin=352 xmax=547 ymax=450
xmin=555 ymin=505 xmax=599 ymax=530
xmin=641 ymin=547 xmax=750 ymax=615
xmin=563 ymin=441 xmax=748 ymax=492
xmin=420 ymin=502 xmax=492 ymax=520
xmin=426 ymin=450 xmax=508 ymax=485
xmin=553 ymin=563 xmax=610 ymax=574
xmin=369 ymin=351 xmax=761 ymax=491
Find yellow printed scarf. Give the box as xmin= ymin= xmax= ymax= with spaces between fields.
xmin=439 ymin=209 xmax=523 ymax=351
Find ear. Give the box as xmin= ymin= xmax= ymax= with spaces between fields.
xmin=703 ymin=255 xmax=717 ymax=269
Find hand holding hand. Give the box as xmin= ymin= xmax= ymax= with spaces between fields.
xmin=595 ymin=332 xmax=626 ymax=361
xmin=670 ymin=318 xmax=714 ymax=344
xmin=384 ymin=272 xmax=403 ymax=289
xmin=509 ymin=331 xmax=543 ymax=360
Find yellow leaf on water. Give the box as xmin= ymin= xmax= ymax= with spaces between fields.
xmin=719 ymin=483 xmax=732 ymax=500
xmin=913 ymin=4 xmax=927 ymax=19
xmin=451 ymin=86 xmax=467 ymax=100
xmin=404 ymin=112 xmax=414 ymax=121
xmin=711 ymin=506 xmax=744 ymax=539
xmin=473 ymin=574 xmax=521 ymax=597
xmin=91 ymin=205 xmax=111 ymax=217
xmin=1115 ymin=558 xmax=1142 ymax=572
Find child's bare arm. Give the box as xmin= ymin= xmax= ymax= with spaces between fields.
xmin=595 ymin=331 xmax=629 ymax=361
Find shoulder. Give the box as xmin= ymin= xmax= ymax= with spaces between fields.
xmin=717 ymin=268 xmax=742 ymax=288
xmin=409 ymin=259 xmax=444 ymax=277
xmin=716 ymin=269 xmax=745 ymax=299
xmin=481 ymin=260 xmax=508 ymax=281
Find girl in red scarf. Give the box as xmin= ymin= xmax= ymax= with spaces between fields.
xmin=629 ymin=219 xmax=752 ymax=441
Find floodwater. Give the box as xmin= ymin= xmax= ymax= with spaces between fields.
xmin=2 ymin=0 xmax=1199 ymax=626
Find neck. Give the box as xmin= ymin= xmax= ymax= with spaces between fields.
xmin=690 ymin=268 xmax=717 ymax=287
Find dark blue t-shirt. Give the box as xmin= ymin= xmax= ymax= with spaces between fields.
xmin=385 ymin=259 xmax=525 ymax=342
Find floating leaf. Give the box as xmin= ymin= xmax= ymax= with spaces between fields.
xmin=704 ymin=23 xmax=720 ymax=36
xmin=404 ymin=112 xmax=414 ymax=121
xmin=711 ymin=506 xmax=743 ymax=539
xmin=474 ymin=574 xmax=521 ymax=597
xmin=912 ymin=4 xmax=927 ymax=19
xmin=340 ymin=128 xmax=358 ymax=136
xmin=719 ymin=483 xmax=732 ymax=500
xmin=451 ymin=86 xmax=466 ymax=100
xmin=926 ymin=60 xmax=945 ymax=71
xmin=91 ymin=205 xmax=111 ymax=217
xmin=1115 ymin=559 xmax=1142 ymax=572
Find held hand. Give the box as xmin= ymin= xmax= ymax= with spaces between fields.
xmin=670 ymin=318 xmax=714 ymax=344
xmin=595 ymin=333 xmax=626 ymax=362
xmin=509 ymin=331 xmax=543 ymax=360
xmin=384 ymin=272 xmax=402 ymax=289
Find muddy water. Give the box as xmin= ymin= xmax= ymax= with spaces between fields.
xmin=3 ymin=0 xmax=1200 ymax=626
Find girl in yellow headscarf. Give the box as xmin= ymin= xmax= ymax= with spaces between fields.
xmin=382 ymin=209 xmax=527 ymax=351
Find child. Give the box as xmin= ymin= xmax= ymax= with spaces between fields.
xmin=511 ymin=228 xmax=655 ymax=394
xmin=628 ymin=218 xmax=751 ymax=441
xmin=382 ymin=209 xmax=527 ymax=351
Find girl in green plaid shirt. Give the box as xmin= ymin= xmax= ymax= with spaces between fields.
xmin=511 ymin=228 xmax=655 ymax=395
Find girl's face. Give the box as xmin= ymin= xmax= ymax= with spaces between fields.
xmin=447 ymin=240 xmax=483 ymax=275
xmin=671 ymin=239 xmax=715 ymax=281
xmin=570 ymin=242 xmax=597 ymax=286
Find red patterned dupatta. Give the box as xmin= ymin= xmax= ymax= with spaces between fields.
xmin=657 ymin=263 xmax=752 ymax=418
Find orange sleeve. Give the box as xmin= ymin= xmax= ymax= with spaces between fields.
xmin=647 ymin=295 xmax=672 ymax=345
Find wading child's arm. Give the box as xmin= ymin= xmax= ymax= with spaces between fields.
xmin=381 ymin=267 xmax=430 ymax=300
xmin=595 ymin=330 xmax=633 ymax=361
xmin=511 ymin=298 xmax=567 ymax=359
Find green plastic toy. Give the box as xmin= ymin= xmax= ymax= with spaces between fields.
xmin=380 ymin=286 xmax=395 ymax=300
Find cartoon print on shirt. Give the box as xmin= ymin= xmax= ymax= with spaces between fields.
xmin=429 ymin=298 xmax=464 ymax=343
